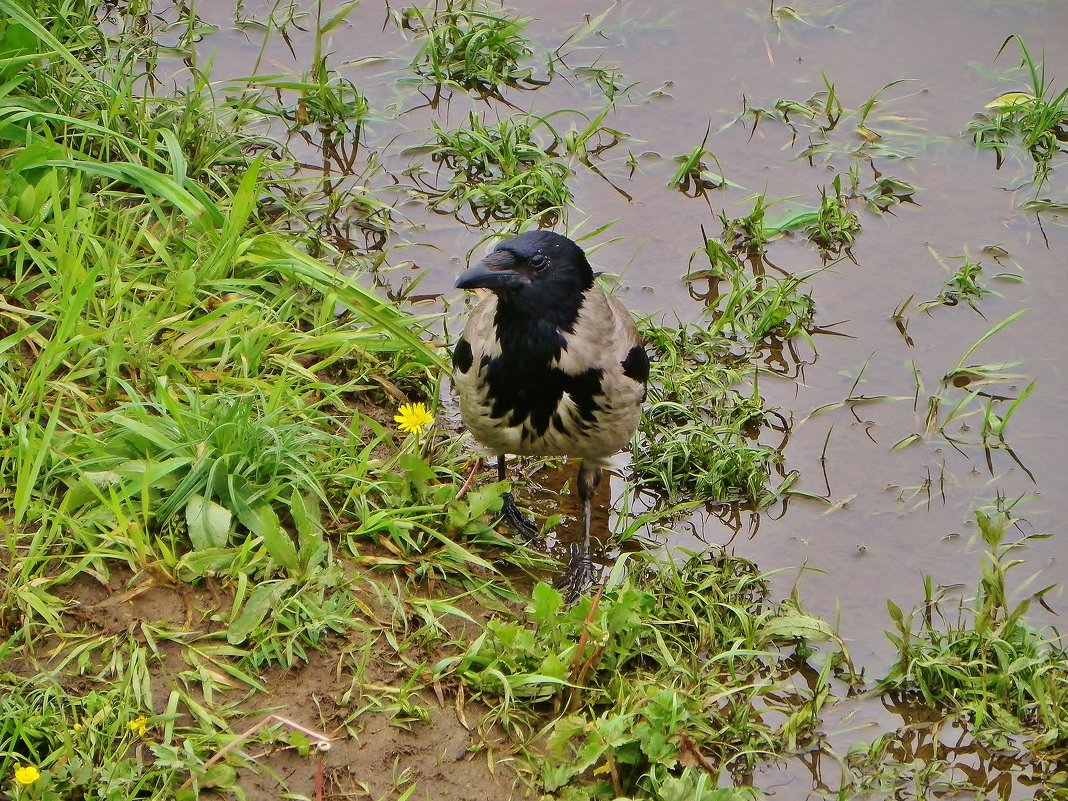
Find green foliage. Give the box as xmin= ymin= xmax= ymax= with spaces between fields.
xmin=419 ymin=112 xmax=572 ymax=224
xmin=436 ymin=553 xmax=843 ymax=797
xmin=669 ymin=126 xmax=729 ymax=195
xmin=730 ymin=76 xmax=921 ymax=164
xmin=880 ymin=505 xmax=1068 ymax=757
xmin=939 ymin=256 xmax=989 ymax=310
xmin=719 ymin=193 xmax=777 ymax=255
xmin=917 ymin=248 xmax=1003 ymax=314
xmin=852 ymin=170 xmax=917 ymax=214
xmin=634 ymin=324 xmax=789 ymax=507
xmin=0 ymin=1 xmax=1059 ymax=799
xmin=223 ymin=570 xmax=360 ymax=668
xmin=804 ymin=174 xmax=861 ymax=257
xmin=720 ymin=178 xmax=860 ymax=260
xmin=629 ymin=227 xmax=815 ymax=509
xmin=897 ymin=310 xmax=1036 ymax=472
xmin=0 ymin=0 xmax=449 ymax=659
xmin=61 ymin=385 xmax=332 ymax=553
xmin=0 ymin=648 xmax=222 ymax=800
xmin=969 ymin=35 xmax=1068 ymax=187
xmin=710 ymin=262 xmax=817 ymax=346
xmin=409 ymin=0 xmax=535 ymax=96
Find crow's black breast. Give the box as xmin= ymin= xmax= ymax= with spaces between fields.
xmin=484 ymin=356 xmax=604 ymax=437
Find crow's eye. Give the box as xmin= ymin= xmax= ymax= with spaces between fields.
xmin=530 ymin=254 xmax=548 ymax=270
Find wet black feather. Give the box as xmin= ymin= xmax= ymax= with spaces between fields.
xmin=452 ymin=337 xmax=473 ymax=374
xmin=621 ymin=345 xmax=650 ymax=384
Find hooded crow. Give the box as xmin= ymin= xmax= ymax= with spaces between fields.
xmin=452 ymin=230 xmax=648 ymax=596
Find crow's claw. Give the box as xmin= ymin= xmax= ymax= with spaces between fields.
xmin=559 ymin=543 xmax=596 ymax=604
xmin=501 ymin=492 xmax=538 ymax=541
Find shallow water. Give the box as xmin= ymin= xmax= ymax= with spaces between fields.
xmin=166 ymin=0 xmax=1067 ymax=794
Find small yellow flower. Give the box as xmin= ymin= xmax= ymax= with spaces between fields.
xmin=14 ymin=764 xmax=40 ymax=785
xmin=394 ymin=402 xmax=434 ymax=435
xmin=72 ymin=722 xmax=82 ymax=732
xmin=128 ymin=715 xmax=149 ymax=737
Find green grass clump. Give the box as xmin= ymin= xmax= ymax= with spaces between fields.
xmin=919 ymin=250 xmax=991 ymax=313
xmin=0 ymin=0 xmax=467 ymax=653
xmin=720 ymin=180 xmax=860 ymax=262
xmin=409 ymin=1 xmax=536 ymax=97
xmin=879 ymin=505 xmax=1068 ymax=758
xmin=804 ymin=175 xmax=860 ymax=257
xmin=225 ymin=2 xmax=370 ymax=142
xmin=692 ymin=233 xmax=817 ymax=349
xmin=436 ymin=552 xmax=847 ymax=799
xmin=628 ymin=232 xmax=815 ymax=510
xmin=669 ymin=127 xmax=728 ymax=196
xmin=420 ymin=112 xmax=572 ymax=224
xmin=854 ymin=171 xmax=917 ymax=214
xmin=969 ymin=35 xmax=1068 ymax=188
xmin=632 ymin=324 xmax=790 ymax=509
xmin=57 ymin=385 xmax=334 ymax=567
xmin=719 ymin=194 xmax=778 ymax=255
xmin=732 ymin=76 xmax=920 ymax=165
xmin=0 ymin=653 xmax=195 ymax=799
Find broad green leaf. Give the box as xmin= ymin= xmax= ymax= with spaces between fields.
xmin=227 ymin=580 xmax=294 ymax=645
xmin=246 ymin=504 xmax=298 ymax=573
xmin=985 ymin=91 xmax=1035 ymax=109
xmin=186 ymin=494 xmax=232 ymax=550
xmin=762 ymin=610 xmax=838 ymax=644
xmin=175 ymin=548 xmax=239 ymax=582
xmin=530 ymin=581 xmax=562 ymax=623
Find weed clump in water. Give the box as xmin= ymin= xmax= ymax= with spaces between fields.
xmin=879 ymin=504 xmax=1068 ymax=757
xmin=418 ymin=112 xmax=572 ymax=225
xmin=969 ymin=34 xmax=1068 ymax=189
xmin=633 ymin=323 xmax=790 ymax=509
xmin=408 ymin=0 xmax=537 ymax=98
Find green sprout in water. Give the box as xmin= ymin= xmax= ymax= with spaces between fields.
xmin=805 ymin=174 xmax=860 ymax=258
xmin=719 ymin=192 xmax=777 ymax=255
xmin=669 ymin=125 xmax=729 ymax=197
xmin=969 ymin=34 xmax=1068 ymax=187
xmin=419 ymin=112 xmax=572 ymax=224
xmin=880 ymin=503 xmax=1066 ymax=755
xmin=919 ymin=248 xmax=991 ymax=313
xmin=408 ymin=0 xmax=536 ymax=97
xmin=633 ymin=323 xmax=793 ymax=509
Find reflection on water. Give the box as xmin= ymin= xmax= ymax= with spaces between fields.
xmin=754 ymin=691 xmax=1062 ymax=800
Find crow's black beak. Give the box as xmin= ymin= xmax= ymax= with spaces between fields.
xmin=455 ymin=250 xmax=528 ymax=290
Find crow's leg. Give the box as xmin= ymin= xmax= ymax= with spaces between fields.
xmin=560 ymin=461 xmax=600 ymax=602
xmin=498 ymin=454 xmax=538 ymax=541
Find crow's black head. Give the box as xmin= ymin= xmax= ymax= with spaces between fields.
xmin=456 ymin=231 xmax=594 ymax=326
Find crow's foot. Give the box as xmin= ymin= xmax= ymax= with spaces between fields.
xmin=501 ymin=492 xmax=538 ymax=541
xmin=559 ymin=543 xmax=596 ymax=604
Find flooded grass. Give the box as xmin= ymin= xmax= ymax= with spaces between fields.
xmin=420 ymin=112 xmax=572 ymax=224
xmin=407 ymin=0 xmax=536 ymax=97
xmin=969 ymin=34 xmax=1068 ymax=188
xmin=1 ymin=0 xmax=1068 ymax=799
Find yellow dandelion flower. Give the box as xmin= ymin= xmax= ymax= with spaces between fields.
xmin=128 ymin=715 xmax=149 ymax=737
xmin=14 ymin=764 xmax=40 ymax=785
xmin=394 ymin=402 xmax=434 ymax=435
xmin=72 ymin=722 xmax=82 ymax=732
